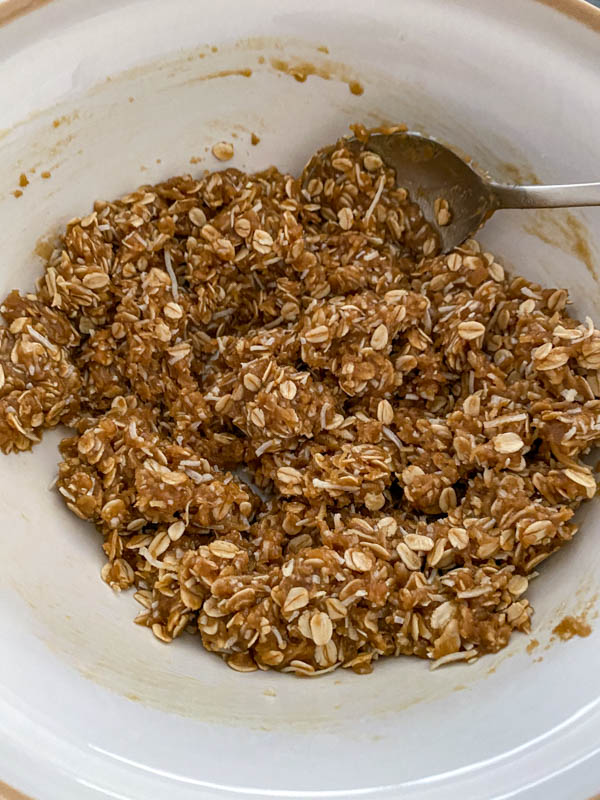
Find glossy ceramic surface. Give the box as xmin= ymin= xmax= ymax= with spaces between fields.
xmin=1 ymin=1 xmax=600 ymax=798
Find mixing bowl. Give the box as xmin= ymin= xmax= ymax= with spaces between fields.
xmin=1 ymin=1 xmax=600 ymax=798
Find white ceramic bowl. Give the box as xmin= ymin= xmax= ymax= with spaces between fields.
xmin=1 ymin=1 xmax=600 ymax=798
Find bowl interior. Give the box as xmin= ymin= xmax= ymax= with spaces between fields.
xmin=1 ymin=1 xmax=600 ymax=799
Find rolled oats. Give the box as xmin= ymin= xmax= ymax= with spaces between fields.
xmin=211 ymin=141 xmax=234 ymax=161
xmin=457 ymin=320 xmax=486 ymax=340
xmin=0 ymin=127 xmax=598 ymax=676
xmin=434 ymin=196 xmax=451 ymax=227
xmin=493 ymin=432 xmax=524 ymax=454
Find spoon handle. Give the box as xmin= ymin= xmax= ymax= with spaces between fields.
xmin=490 ymin=181 xmax=600 ymax=209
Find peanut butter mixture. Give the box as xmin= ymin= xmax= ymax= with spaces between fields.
xmin=1 ymin=132 xmax=599 ymax=675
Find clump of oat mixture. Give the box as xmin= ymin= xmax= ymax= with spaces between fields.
xmin=2 ymin=131 xmax=599 ymax=676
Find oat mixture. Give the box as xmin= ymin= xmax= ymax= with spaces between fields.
xmin=2 ymin=130 xmax=600 ymax=676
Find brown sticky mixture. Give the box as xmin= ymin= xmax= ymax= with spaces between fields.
xmin=1 ymin=130 xmax=600 ymax=677
xmin=552 ymin=615 xmax=592 ymax=640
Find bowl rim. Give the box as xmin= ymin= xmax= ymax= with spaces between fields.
xmin=1 ymin=0 xmax=600 ymax=34
xmin=1 ymin=1 xmax=600 ymax=799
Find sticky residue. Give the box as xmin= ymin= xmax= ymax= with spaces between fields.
xmin=0 ymin=780 xmax=34 ymax=800
xmin=13 ymin=189 xmax=22 ymax=198
xmin=50 ymin=111 xmax=79 ymax=130
xmin=350 ymin=122 xmax=407 ymax=142
xmin=498 ymin=161 xmax=541 ymax=186
xmin=317 ymin=45 xmax=329 ymax=54
xmin=18 ymin=172 xmax=28 ymax=187
xmin=34 ymin=233 xmax=59 ymax=261
xmin=0 ymin=0 xmax=53 ymax=28
xmin=41 ymin=170 xmax=51 ymax=179
xmin=524 ymin=210 xmax=598 ymax=283
xmin=271 ymin=57 xmax=319 ymax=82
xmin=182 ymin=68 xmax=252 ymax=87
xmin=552 ymin=615 xmax=592 ymax=641
xmin=251 ymin=132 xmax=260 ymax=146
xmin=269 ymin=58 xmax=364 ymax=96
xmin=526 ymin=638 xmax=539 ymax=654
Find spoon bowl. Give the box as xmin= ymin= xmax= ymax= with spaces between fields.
xmin=358 ymin=131 xmax=496 ymax=252
xmin=304 ymin=131 xmax=600 ymax=253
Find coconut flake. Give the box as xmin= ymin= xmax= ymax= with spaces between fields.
xmin=382 ymin=425 xmax=403 ymax=450
xmin=364 ymin=175 xmax=385 ymax=224
xmin=164 ymin=248 xmax=179 ymax=301
xmin=254 ymin=439 xmax=277 ymax=457
xmin=27 ymin=325 xmax=57 ymax=353
xmin=184 ymin=469 xmax=214 ymax=484
xmin=430 ymin=650 xmax=478 ymax=670
xmin=139 ymin=546 xmax=166 ymax=570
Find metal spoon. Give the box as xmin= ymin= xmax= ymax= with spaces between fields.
xmin=306 ymin=131 xmax=600 ymax=253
